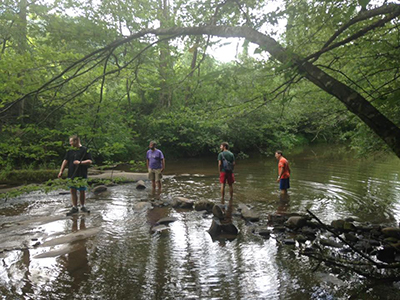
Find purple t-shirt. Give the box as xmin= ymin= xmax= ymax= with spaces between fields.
xmin=146 ymin=149 xmax=164 ymax=169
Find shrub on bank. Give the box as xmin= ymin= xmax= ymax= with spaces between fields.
xmin=0 ymin=169 xmax=59 ymax=185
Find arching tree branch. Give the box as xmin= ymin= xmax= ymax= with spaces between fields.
xmin=3 ymin=13 xmax=400 ymax=157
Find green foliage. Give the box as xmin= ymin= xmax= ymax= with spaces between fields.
xmin=0 ymin=0 xmax=398 ymax=173
xmin=140 ymin=107 xmax=220 ymax=157
xmin=0 ymin=169 xmax=59 ymax=185
xmin=347 ymin=123 xmax=391 ymax=157
xmin=0 ymin=126 xmax=64 ymax=167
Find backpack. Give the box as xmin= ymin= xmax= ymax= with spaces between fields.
xmin=221 ymin=152 xmax=234 ymax=173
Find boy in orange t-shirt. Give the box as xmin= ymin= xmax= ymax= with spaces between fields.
xmin=275 ymin=150 xmax=290 ymax=194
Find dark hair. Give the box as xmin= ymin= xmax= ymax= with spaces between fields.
xmin=276 ymin=150 xmax=283 ymax=155
xmin=221 ymin=142 xmax=229 ymax=150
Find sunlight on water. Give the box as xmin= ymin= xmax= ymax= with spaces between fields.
xmin=1 ymin=145 xmax=400 ymax=299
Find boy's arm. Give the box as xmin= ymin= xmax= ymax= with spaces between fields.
xmin=58 ymin=160 xmax=68 ymax=178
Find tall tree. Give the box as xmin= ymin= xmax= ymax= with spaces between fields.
xmin=1 ymin=0 xmax=399 ymax=159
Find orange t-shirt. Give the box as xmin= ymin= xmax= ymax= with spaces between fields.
xmin=278 ymin=157 xmax=290 ymax=179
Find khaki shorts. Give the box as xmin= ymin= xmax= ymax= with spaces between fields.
xmin=148 ymin=168 xmax=163 ymax=182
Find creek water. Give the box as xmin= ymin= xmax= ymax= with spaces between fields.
xmin=1 ymin=145 xmax=400 ymax=299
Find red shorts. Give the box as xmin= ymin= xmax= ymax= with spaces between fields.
xmin=220 ymin=172 xmax=235 ymax=185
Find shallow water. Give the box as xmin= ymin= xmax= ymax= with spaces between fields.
xmin=1 ymin=145 xmax=400 ymax=299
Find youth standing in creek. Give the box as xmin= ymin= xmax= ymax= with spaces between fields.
xmin=218 ymin=142 xmax=235 ymax=205
xmin=146 ymin=141 xmax=165 ymax=192
xmin=275 ymin=150 xmax=290 ymax=195
xmin=58 ymin=135 xmax=93 ymax=216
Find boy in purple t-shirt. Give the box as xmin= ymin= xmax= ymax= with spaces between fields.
xmin=146 ymin=141 xmax=165 ymax=191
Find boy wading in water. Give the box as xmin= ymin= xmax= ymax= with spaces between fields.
xmin=146 ymin=141 xmax=165 ymax=192
xmin=58 ymin=135 xmax=93 ymax=216
xmin=218 ymin=142 xmax=235 ymax=204
xmin=275 ymin=150 xmax=290 ymax=195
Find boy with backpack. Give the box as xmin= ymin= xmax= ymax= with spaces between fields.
xmin=218 ymin=142 xmax=235 ymax=204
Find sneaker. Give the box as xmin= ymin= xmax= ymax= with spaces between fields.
xmin=66 ymin=207 xmax=79 ymax=216
xmin=81 ymin=206 xmax=90 ymax=213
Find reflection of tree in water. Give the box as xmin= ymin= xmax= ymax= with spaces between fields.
xmin=61 ymin=216 xmax=91 ymax=292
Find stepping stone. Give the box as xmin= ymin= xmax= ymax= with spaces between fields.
xmin=136 ymin=180 xmax=146 ymax=189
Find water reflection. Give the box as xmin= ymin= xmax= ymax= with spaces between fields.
xmin=60 ymin=216 xmax=90 ymax=292
xmin=20 ymin=249 xmax=33 ymax=296
xmin=276 ymin=194 xmax=290 ymax=214
xmin=1 ymin=146 xmax=400 ymax=299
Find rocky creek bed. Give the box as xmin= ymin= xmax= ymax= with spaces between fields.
xmin=2 ymin=176 xmax=400 ymax=285
xmin=96 ymin=182 xmax=400 ymax=281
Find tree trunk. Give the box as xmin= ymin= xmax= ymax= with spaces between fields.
xmin=148 ymin=26 xmax=400 ymax=157
xmin=185 ymin=41 xmax=199 ymax=105
xmin=9 ymin=22 xmax=400 ymax=157
xmin=158 ymin=0 xmax=173 ymax=108
xmin=17 ymin=0 xmax=28 ymax=122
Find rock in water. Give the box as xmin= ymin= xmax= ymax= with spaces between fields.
xmin=285 ymin=216 xmax=307 ymax=229
xmin=208 ymin=218 xmax=239 ymax=239
xmin=134 ymin=202 xmax=152 ymax=211
xmin=194 ymin=200 xmax=214 ymax=212
xmin=238 ymin=203 xmax=260 ymax=222
xmin=93 ymin=185 xmax=108 ymax=194
xmin=172 ymin=197 xmax=194 ymax=209
xmin=212 ymin=204 xmax=225 ymax=219
xmin=136 ymin=180 xmax=146 ymax=189
xmin=382 ymin=227 xmax=400 ymax=239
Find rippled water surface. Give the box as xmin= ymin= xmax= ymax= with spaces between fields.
xmin=1 ymin=145 xmax=400 ymax=299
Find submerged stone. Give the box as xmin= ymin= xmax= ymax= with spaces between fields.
xmin=343 ymin=222 xmax=356 ymax=231
xmin=273 ymin=225 xmax=286 ymax=232
xmin=283 ymin=239 xmax=296 ymax=245
xmin=258 ymin=228 xmax=272 ymax=238
xmin=353 ymin=240 xmax=374 ymax=253
xmin=194 ymin=200 xmax=214 ymax=212
xmin=268 ymin=213 xmax=287 ymax=224
xmin=172 ymin=197 xmax=194 ymax=209
xmin=285 ymin=216 xmax=307 ymax=229
xmin=134 ymin=201 xmax=152 ymax=211
xmin=320 ymin=238 xmax=343 ymax=248
xmin=295 ymin=235 xmax=308 ymax=243
xmin=344 ymin=233 xmax=358 ymax=243
xmin=239 ymin=204 xmax=260 ymax=222
xmin=382 ymin=227 xmax=400 ymax=239
xmin=331 ymin=219 xmax=345 ymax=230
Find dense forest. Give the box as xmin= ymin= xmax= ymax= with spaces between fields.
xmin=1 ymin=0 xmax=399 ymax=169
